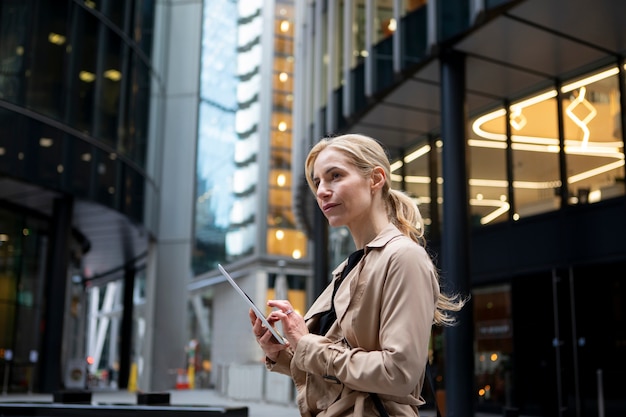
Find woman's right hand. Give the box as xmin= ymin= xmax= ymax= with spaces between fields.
xmin=249 ymin=309 xmax=289 ymax=361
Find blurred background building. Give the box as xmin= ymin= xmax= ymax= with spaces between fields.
xmin=0 ymin=1 xmax=624 ymax=417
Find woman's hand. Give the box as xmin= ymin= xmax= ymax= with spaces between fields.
xmin=267 ymin=300 xmax=309 ymax=349
xmin=248 ymin=309 xmax=288 ymax=362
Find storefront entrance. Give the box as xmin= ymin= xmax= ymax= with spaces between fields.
xmin=512 ymin=263 xmax=625 ymax=417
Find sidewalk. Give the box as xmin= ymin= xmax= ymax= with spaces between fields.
xmin=0 ymin=389 xmax=296 ymax=417
xmin=0 ymin=388 xmax=444 ymax=417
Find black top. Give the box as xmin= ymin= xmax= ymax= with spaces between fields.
xmin=315 ymin=248 xmax=365 ymax=336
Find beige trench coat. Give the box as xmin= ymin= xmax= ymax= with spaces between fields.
xmin=268 ymin=224 xmax=439 ymax=416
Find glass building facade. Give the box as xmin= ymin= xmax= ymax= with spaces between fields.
xmin=0 ymin=0 xmax=156 ymax=393
xmin=293 ymin=1 xmax=626 ymax=416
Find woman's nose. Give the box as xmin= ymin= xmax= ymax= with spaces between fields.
xmin=316 ymin=182 xmax=330 ymax=198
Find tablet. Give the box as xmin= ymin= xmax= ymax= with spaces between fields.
xmin=217 ymin=264 xmax=286 ymax=345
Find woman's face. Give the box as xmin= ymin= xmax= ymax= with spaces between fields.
xmin=312 ymin=147 xmax=374 ymax=229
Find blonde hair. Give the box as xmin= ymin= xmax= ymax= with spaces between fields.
xmin=305 ymin=133 xmax=466 ymax=326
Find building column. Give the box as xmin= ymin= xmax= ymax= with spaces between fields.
xmin=144 ymin=0 xmax=203 ymax=391
xmin=39 ymin=196 xmax=74 ymax=392
xmin=439 ymin=49 xmax=475 ymax=417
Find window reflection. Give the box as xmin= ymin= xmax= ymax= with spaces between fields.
xmin=562 ymin=68 xmax=625 ymax=204
xmin=266 ymin=0 xmax=307 ymax=260
xmin=394 ymin=65 xmax=625 ymax=228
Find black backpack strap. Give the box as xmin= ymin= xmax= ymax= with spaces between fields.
xmin=370 ymin=361 xmax=441 ymax=417
xmin=371 ymin=393 xmax=390 ymax=417
xmin=425 ymin=361 xmax=443 ymax=417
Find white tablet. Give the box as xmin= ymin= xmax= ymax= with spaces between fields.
xmin=217 ymin=264 xmax=286 ymax=345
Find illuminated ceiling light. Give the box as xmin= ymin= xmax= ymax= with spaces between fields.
xmin=292 ymin=249 xmax=302 ymax=259
xmin=104 ymin=69 xmax=122 ymax=81
xmin=57 ymin=164 xmax=64 ymax=173
xmin=509 ymin=108 xmax=527 ymax=130
xmin=279 ymin=72 xmax=288 ymax=82
xmin=0 ymin=147 xmax=5 ymax=155
xmin=404 ymin=145 xmax=430 ymax=163
xmin=561 ymin=67 xmax=619 ymax=93
xmin=472 ymin=108 xmax=507 ymax=141
xmin=79 ymin=71 xmax=95 ymax=82
xmin=39 ymin=137 xmax=53 ymax=147
xmin=360 ymin=50 xmax=369 ymax=58
xmin=390 ymin=161 xmax=403 ymax=172
xmin=511 ymin=90 xmax=558 ymax=111
xmin=568 ymin=160 xmax=625 ymax=184
xmin=109 ymin=153 xmax=117 ymax=160
xmin=0 ymin=234 xmax=8 ymax=242
xmin=278 ymin=121 xmax=287 ymax=131
xmin=81 ymin=153 xmax=91 ymax=162
xmin=390 ymin=145 xmax=431 ymax=174
xmin=48 ymin=33 xmax=66 ymax=45
xmin=275 ymin=230 xmax=285 ymax=240
xmin=565 ymin=87 xmax=597 ymax=148
xmin=564 ymin=145 xmax=623 ymax=156
xmin=84 ymin=0 xmax=96 ymax=8
xmin=277 ymin=173 xmax=286 ymax=187
xmin=468 ymin=139 xmax=507 ymax=149
xmin=403 ymin=176 xmax=430 ymax=184
xmin=469 ymin=198 xmax=510 ymax=225
xmin=469 ymin=179 xmax=508 ymax=188
xmin=511 ymin=143 xmax=559 ymax=153
xmin=512 ymin=180 xmax=561 ymax=190
xmin=280 ymin=20 xmax=290 ymax=32
xmin=387 ymin=18 xmax=397 ymax=32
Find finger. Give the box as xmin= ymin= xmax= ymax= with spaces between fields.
xmin=267 ymin=300 xmax=292 ymax=310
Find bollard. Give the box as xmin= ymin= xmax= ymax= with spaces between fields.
xmin=137 ymin=392 xmax=171 ymax=405
xmin=597 ymin=369 xmax=605 ymax=417
xmin=503 ymin=407 xmax=519 ymax=417
xmin=53 ymin=390 xmax=92 ymax=404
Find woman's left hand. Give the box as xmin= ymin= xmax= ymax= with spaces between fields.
xmin=267 ymin=300 xmax=309 ymax=348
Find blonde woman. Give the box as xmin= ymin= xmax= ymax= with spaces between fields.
xmin=250 ymin=134 xmax=466 ymax=416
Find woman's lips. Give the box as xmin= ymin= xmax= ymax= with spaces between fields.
xmin=322 ymin=203 xmax=338 ymax=212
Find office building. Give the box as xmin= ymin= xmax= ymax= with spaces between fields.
xmin=292 ymin=1 xmax=625 ymax=416
xmin=0 ymin=0 xmax=310 ymax=399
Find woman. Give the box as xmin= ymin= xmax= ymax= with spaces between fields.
xmin=250 ymin=133 xmax=466 ymax=416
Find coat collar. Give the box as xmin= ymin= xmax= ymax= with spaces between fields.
xmin=304 ymin=224 xmax=405 ymax=322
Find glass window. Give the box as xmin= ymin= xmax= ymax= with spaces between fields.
xmin=468 ymin=113 xmax=508 ymax=225
xmin=24 ymin=1 xmax=69 ymax=120
xmin=388 ymin=136 xmax=443 ymax=240
xmin=0 ymin=3 xmax=28 ymax=106
xmin=391 ymin=140 xmax=433 ymax=232
xmin=474 ymin=92 xmax=561 ymax=219
xmin=561 ymin=67 xmax=625 ymax=204
xmin=193 ymin=0 xmax=239 ymax=274
xmin=473 ymin=284 xmax=513 ymax=410
xmin=511 ymin=94 xmax=561 ymax=219
xmin=266 ymin=1 xmax=307 ymax=261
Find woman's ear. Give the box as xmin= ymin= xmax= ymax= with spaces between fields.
xmin=371 ymin=166 xmax=386 ymax=191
